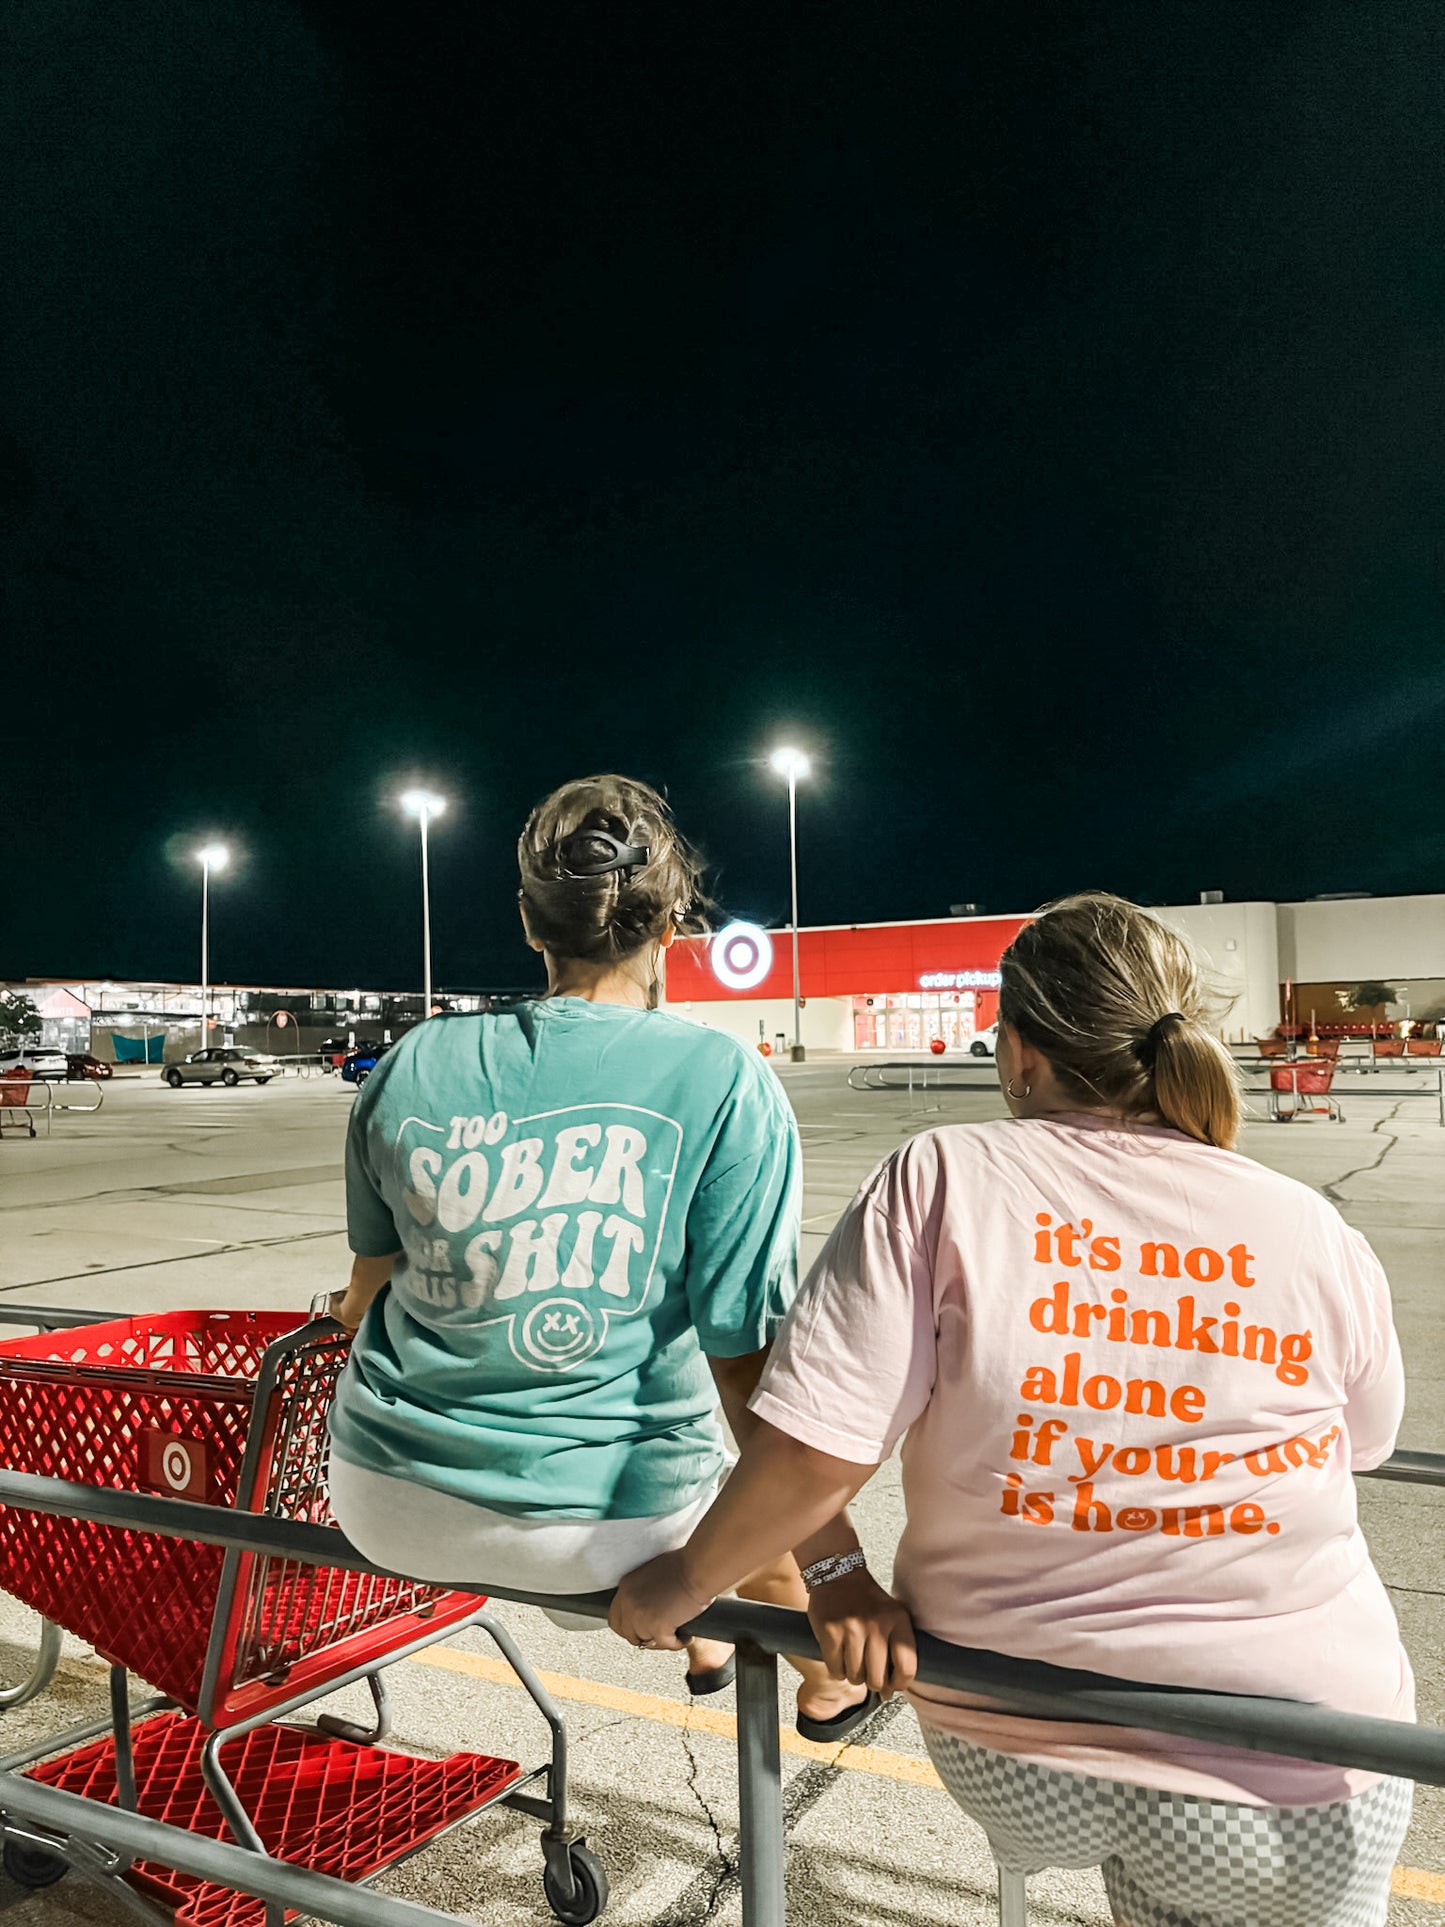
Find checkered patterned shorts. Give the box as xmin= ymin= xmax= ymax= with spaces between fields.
xmin=923 ymin=1728 xmax=1413 ymax=1927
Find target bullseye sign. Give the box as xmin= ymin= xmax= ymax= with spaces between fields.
xmin=710 ymin=921 xmax=774 ymax=991
xmin=142 ymin=1430 xmax=212 ymax=1500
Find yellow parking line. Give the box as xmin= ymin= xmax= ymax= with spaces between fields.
xmin=409 ymin=1644 xmax=940 ymax=1781
xmin=1396 ymin=1866 xmax=1445 ymax=1902
xmin=409 ymin=1646 xmax=1444 ymax=1898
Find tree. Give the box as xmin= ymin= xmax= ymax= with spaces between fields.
xmin=1348 ymin=982 xmax=1401 ymax=1013
xmin=0 ymin=993 xmax=41 ymax=1046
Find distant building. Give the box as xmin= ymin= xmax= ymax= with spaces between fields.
xmin=663 ymin=893 xmax=1445 ymax=1052
xmin=0 ymin=980 xmax=524 ymax=1062
xmin=13 ymin=889 xmax=1445 ymax=1063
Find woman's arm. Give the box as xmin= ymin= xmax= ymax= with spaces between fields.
xmin=329 ymin=1251 xmax=399 ymax=1335
xmin=709 ymin=1348 xmax=866 ymax=1567
xmin=608 ymin=1418 xmax=918 ymax=1693
xmin=708 ymin=1345 xmax=781 ymax=1446
xmin=709 ymin=1346 xmax=868 ymax=1585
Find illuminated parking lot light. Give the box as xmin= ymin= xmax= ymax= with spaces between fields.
xmin=194 ymin=844 xmax=230 ymax=1048
xmin=767 ymin=747 xmax=812 ymax=1056
xmin=769 ymin=746 xmax=811 ymax=782
xmin=711 ymin=921 xmax=774 ymax=992
xmin=398 ymin=792 xmax=448 ymax=1015
xmin=400 ymin=789 xmax=446 ymax=821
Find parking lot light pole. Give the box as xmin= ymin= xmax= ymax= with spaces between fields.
xmin=400 ymin=792 xmax=446 ymax=1018
xmin=768 ymin=748 xmax=811 ymax=1061
xmin=196 ymin=845 xmax=229 ymax=1054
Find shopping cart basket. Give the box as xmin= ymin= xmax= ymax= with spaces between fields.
xmin=1268 ymin=1061 xmax=1343 ymax=1122
xmin=0 ymin=1310 xmax=607 ymax=1926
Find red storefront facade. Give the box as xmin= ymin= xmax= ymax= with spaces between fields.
xmin=664 ymin=916 xmax=1027 ymax=1051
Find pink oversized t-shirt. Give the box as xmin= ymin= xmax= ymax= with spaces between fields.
xmin=751 ymin=1113 xmax=1412 ymax=1806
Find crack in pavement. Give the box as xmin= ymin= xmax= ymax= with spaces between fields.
xmin=779 ymin=1695 xmax=905 ymax=1831
xmin=651 ymin=1695 xmax=903 ymax=1927
xmin=676 ymin=1715 xmax=737 ymax=1927
xmin=574 ymin=1711 xmax=636 ymax=1745
xmin=1319 ymin=1103 xmax=1405 ymax=1205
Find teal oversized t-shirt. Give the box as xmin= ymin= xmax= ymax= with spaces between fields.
xmin=328 ymin=999 xmax=802 ymax=1521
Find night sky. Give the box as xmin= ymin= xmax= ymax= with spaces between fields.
xmin=4 ymin=4 xmax=1442 ymax=994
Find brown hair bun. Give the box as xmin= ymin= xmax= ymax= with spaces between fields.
xmin=518 ymin=775 xmax=709 ymax=964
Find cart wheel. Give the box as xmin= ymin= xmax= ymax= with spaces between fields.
xmin=543 ymin=1842 xmax=608 ymax=1925
xmin=3 ymin=1841 xmax=67 ymax=1889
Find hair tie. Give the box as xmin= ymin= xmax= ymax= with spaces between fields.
xmin=1137 ymin=1011 xmax=1185 ymax=1069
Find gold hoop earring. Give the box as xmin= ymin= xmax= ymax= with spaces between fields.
xmin=1006 ymin=1078 xmax=1031 ymax=1100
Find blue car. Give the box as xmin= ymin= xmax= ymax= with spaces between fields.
xmin=340 ymin=1042 xmax=389 ymax=1086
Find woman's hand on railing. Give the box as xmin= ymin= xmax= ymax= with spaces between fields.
xmin=808 ymin=1569 xmax=918 ymax=1698
xmin=608 ymin=1550 xmax=715 ymax=1651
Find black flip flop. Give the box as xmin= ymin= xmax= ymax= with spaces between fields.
xmin=796 ymin=1691 xmax=880 ymax=1745
xmin=684 ymin=1653 xmax=737 ymax=1697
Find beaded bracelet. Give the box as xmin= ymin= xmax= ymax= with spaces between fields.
xmin=800 ymin=1548 xmax=868 ymax=1593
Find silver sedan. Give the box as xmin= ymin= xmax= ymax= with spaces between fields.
xmin=163 ymin=1048 xmax=279 ymax=1088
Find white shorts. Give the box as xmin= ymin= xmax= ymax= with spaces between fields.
xmin=327 ymin=1454 xmax=721 ymax=1627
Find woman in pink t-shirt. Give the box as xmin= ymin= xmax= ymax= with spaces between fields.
xmin=612 ymin=893 xmax=1413 ymax=1927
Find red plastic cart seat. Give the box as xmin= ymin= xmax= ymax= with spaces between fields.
xmin=25 ymin=1710 xmax=522 ymax=1927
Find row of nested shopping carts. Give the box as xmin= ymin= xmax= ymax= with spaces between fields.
xmin=0 ymin=1307 xmax=608 ymax=1927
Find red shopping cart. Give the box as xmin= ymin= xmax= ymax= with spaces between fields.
xmin=0 ymin=1311 xmax=606 ymax=1926
xmin=1268 ymin=1061 xmax=1343 ymax=1122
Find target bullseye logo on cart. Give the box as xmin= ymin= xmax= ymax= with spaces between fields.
xmin=142 ymin=1429 xmax=212 ymax=1500
xmin=710 ymin=921 xmax=773 ymax=992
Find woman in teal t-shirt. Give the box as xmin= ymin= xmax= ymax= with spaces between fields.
xmin=327 ymin=774 xmax=870 ymax=1736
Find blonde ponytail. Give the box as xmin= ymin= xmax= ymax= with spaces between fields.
xmin=1150 ymin=1020 xmax=1244 ymax=1150
xmin=999 ymin=893 xmax=1244 ymax=1150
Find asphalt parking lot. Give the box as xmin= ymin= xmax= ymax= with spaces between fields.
xmin=0 ymin=1061 xmax=1441 ymax=1925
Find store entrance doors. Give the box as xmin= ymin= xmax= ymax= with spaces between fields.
xmin=851 ymin=992 xmax=977 ymax=1051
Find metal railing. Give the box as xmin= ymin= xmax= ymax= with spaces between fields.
xmin=0 ymin=1307 xmax=1438 ymax=1927
xmin=848 ymin=1056 xmax=1445 ymax=1124
xmin=0 ymin=1458 xmax=1437 ymax=1927
xmin=848 ymin=1058 xmax=998 ymax=1091
xmin=0 ymin=1079 xmax=106 ymax=1137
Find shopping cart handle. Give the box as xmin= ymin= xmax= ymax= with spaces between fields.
xmin=310 ymin=1292 xmax=341 ymax=1324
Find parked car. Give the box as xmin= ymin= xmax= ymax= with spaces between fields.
xmin=163 ymin=1048 xmax=279 ymax=1088
xmin=0 ymin=1045 xmax=70 ymax=1081
xmin=66 ymin=1053 xmax=114 ymax=1081
xmin=967 ymin=1024 xmax=999 ymax=1058
xmin=340 ymin=1042 xmax=389 ymax=1086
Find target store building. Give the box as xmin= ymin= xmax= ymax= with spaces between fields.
xmin=662 ymin=914 xmax=1028 ymax=1054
